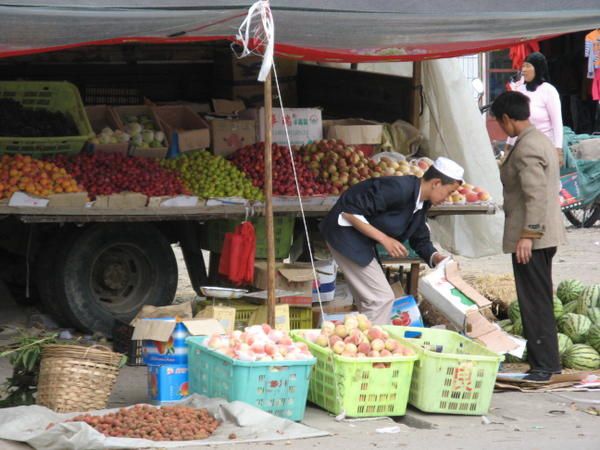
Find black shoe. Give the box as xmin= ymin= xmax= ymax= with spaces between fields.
xmin=523 ymin=371 xmax=552 ymax=382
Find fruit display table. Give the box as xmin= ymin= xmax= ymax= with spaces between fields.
xmin=0 ymin=201 xmax=497 ymax=223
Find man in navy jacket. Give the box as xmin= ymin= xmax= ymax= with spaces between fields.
xmin=320 ymin=157 xmax=464 ymax=324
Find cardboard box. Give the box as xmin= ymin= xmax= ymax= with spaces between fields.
xmin=113 ymin=105 xmax=168 ymax=157
xmin=92 ymin=192 xmax=147 ymax=209
xmin=419 ymin=260 xmax=521 ymax=354
xmin=85 ymin=105 xmax=129 ymax=155
xmin=133 ymin=317 xmax=225 ymax=365
xmin=253 ymin=261 xmax=315 ymax=293
xmin=148 ymin=364 xmax=189 ymax=405
xmin=214 ymin=79 xmax=297 ymax=108
xmin=154 ymin=105 xmax=210 ymax=152
xmin=213 ymin=50 xmax=298 ymax=82
xmin=209 ymin=118 xmax=256 ymax=157
xmin=156 ymin=101 xmax=211 ymax=114
xmin=249 ymin=304 xmax=290 ymax=332
xmin=47 ymin=192 xmax=89 ymax=208
xmin=325 ymin=119 xmax=383 ymax=145
xmin=240 ymin=107 xmax=322 ymax=146
xmin=195 ymin=305 xmax=236 ymax=333
xmin=211 ymin=99 xmax=246 ymax=116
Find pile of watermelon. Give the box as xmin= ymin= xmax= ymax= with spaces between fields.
xmin=499 ymin=280 xmax=600 ymax=370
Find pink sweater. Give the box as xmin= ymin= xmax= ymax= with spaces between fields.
xmin=507 ymin=82 xmax=563 ymax=148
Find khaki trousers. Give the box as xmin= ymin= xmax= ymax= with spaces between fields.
xmin=328 ymin=245 xmax=395 ymax=325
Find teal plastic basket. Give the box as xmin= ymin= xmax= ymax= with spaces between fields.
xmin=187 ymin=336 xmax=316 ymax=421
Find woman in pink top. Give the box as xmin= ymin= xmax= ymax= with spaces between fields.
xmin=507 ymin=52 xmax=564 ymax=164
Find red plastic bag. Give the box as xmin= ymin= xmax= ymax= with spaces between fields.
xmin=218 ymin=221 xmax=256 ymax=285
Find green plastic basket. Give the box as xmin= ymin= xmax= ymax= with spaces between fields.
xmin=186 ymin=336 xmax=315 ymax=421
xmin=290 ymin=330 xmax=417 ymax=417
xmin=0 ymin=81 xmax=94 ymax=155
xmin=202 ymin=215 xmax=295 ymax=259
xmin=384 ymin=326 xmax=503 ymax=415
xmin=231 ymin=301 xmax=312 ymax=331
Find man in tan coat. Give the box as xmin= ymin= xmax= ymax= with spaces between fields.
xmin=491 ymin=91 xmax=566 ymax=382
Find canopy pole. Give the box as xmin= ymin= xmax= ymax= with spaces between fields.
xmin=410 ymin=61 xmax=423 ymax=129
xmin=263 ymin=71 xmax=276 ymax=328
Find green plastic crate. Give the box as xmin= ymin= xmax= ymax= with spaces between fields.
xmin=202 ymin=215 xmax=295 ymax=259
xmin=231 ymin=301 xmax=312 ymax=331
xmin=0 ymin=81 xmax=94 ymax=155
xmin=290 ymin=330 xmax=417 ymax=417
xmin=384 ymin=326 xmax=503 ymax=415
xmin=187 ymin=336 xmax=316 ymax=421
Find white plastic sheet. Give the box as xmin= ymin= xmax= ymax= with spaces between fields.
xmin=419 ymin=58 xmax=505 ymax=257
xmin=0 ymin=395 xmax=328 ymax=450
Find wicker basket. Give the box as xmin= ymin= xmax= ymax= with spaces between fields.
xmin=36 ymin=344 xmax=123 ymax=412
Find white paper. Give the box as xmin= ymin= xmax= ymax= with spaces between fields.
xmin=8 ymin=192 xmax=48 ymax=208
xmin=338 ymin=213 xmax=369 ymax=227
xmin=160 ymin=196 xmax=199 ymax=208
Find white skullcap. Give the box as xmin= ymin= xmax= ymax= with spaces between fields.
xmin=433 ymin=157 xmax=464 ymax=182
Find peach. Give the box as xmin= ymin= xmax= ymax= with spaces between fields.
xmin=367 ymin=327 xmax=384 ymax=342
xmin=332 ymin=341 xmax=345 ymax=354
xmin=344 ymin=343 xmax=358 ymax=355
xmin=329 ymin=335 xmax=342 ymax=346
xmin=357 ymin=342 xmax=371 ymax=354
xmin=465 ymin=191 xmax=479 ymax=203
xmin=279 ymin=336 xmax=293 ymax=346
xmin=478 ymin=191 xmax=491 ymax=201
xmin=368 ymin=350 xmax=380 ymax=358
xmin=371 ymin=338 xmax=385 ymax=352
xmin=261 ymin=324 xmax=272 ymax=334
xmin=335 ymin=324 xmax=348 ymax=338
xmin=356 ymin=352 xmax=367 ymax=358
xmin=315 ymin=334 xmax=329 ymax=347
xmin=384 ymin=339 xmax=398 ymax=352
xmin=344 ymin=316 xmax=359 ymax=331
xmin=380 ymin=349 xmax=392 ymax=357
xmin=321 ymin=321 xmax=336 ymax=336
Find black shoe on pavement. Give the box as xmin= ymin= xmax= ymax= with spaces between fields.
xmin=523 ymin=371 xmax=552 ymax=382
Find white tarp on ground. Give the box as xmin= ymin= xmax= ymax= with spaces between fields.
xmin=420 ymin=58 xmax=505 ymax=257
xmin=0 ymin=395 xmax=328 ymax=450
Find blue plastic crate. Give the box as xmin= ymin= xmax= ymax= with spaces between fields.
xmin=187 ymin=337 xmax=316 ymax=421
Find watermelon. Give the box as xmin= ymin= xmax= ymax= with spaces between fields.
xmin=559 ymin=313 xmax=592 ymax=344
xmin=498 ymin=319 xmax=513 ymax=333
xmin=587 ymin=307 xmax=600 ymax=326
xmin=512 ymin=319 xmax=523 ymax=337
xmin=553 ymin=296 xmax=564 ymax=319
xmin=508 ymin=300 xmax=521 ymax=323
xmin=556 ymin=279 xmax=585 ymax=304
xmin=587 ymin=324 xmax=600 ymax=353
xmin=562 ymin=344 xmax=600 ymax=370
xmin=576 ymin=284 xmax=600 ymax=315
xmin=562 ymin=301 xmax=578 ymax=315
xmin=557 ymin=333 xmax=573 ymax=357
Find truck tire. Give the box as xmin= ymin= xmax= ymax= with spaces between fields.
xmin=35 ymin=230 xmax=76 ymax=327
xmin=54 ymin=224 xmax=178 ymax=336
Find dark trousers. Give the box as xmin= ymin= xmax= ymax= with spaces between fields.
xmin=512 ymin=247 xmax=561 ymax=373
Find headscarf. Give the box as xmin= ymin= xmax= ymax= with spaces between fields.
xmin=524 ymin=52 xmax=550 ymax=92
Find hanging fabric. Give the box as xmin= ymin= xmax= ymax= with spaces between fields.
xmin=219 ymin=221 xmax=256 ymax=285
xmin=508 ymin=41 xmax=540 ymax=70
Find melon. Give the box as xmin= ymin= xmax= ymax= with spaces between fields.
xmin=498 ymin=319 xmax=513 ymax=333
xmin=562 ymin=344 xmax=600 ymax=370
xmin=576 ymin=284 xmax=600 ymax=315
xmin=587 ymin=324 xmax=600 ymax=353
xmin=553 ymin=296 xmax=564 ymax=319
xmin=562 ymin=301 xmax=578 ymax=315
xmin=556 ymin=279 xmax=585 ymax=304
xmin=511 ymin=319 xmax=523 ymax=337
xmin=508 ymin=300 xmax=521 ymax=323
xmin=587 ymin=307 xmax=600 ymax=326
xmin=557 ymin=333 xmax=573 ymax=357
xmin=559 ymin=313 xmax=592 ymax=344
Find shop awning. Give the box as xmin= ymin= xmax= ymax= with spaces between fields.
xmin=0 ymin=1 xmax=599 ymax=61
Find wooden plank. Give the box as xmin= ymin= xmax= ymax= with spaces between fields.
xmin=1 ymin=202 xmax=497 ymax=223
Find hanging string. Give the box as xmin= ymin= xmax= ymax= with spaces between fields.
xmin=235 ymin=0 xmax=326 ymax=320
